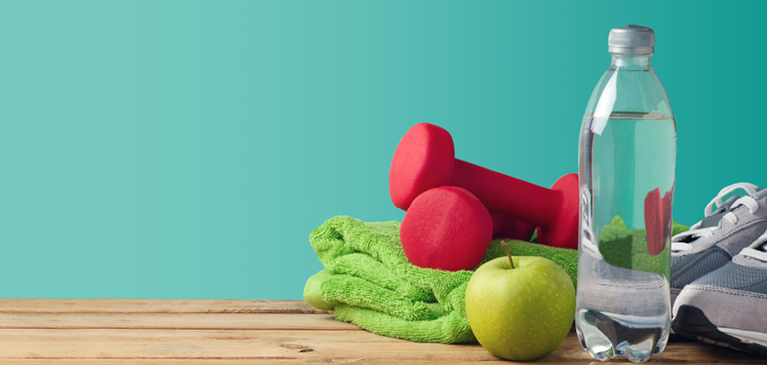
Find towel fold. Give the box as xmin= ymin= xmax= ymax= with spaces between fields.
xmin=303 ymin=216 xmax=579 ymax=343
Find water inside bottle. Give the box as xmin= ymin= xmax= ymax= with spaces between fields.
xmin=576 ymin=112 xmax=676 ymax=363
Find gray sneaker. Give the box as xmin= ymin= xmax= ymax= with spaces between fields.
xmin=671 ymin=232 xmax=767 ymax=355
xmin=670 ymin=183 xmax=767 ymax=308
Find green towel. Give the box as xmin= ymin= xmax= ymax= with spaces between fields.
xmin=303 ymin=216 xmax=579 ymax=344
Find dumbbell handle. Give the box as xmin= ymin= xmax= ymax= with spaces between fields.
xmin=450 ymin=160 xmax=562 ymax=227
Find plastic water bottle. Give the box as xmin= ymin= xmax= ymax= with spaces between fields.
xmin=576 ymin=25 xmax=676 ymax=363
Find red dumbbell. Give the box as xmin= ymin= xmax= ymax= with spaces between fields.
xmin=386 ymin=122 xmax=535 ymax=241
xmin=400 ymin=186 xmax=492 ymax=271
xmin=401 ymin=187 xmax=536 ymax=271
xmin=491 ymin=213 xmax=536 ymax=241
xmin=390 ymin=123 xmax=579 ymax=249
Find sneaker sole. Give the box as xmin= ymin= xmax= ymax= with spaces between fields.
xmin=672 ymin=304 xmax=767 ymax=356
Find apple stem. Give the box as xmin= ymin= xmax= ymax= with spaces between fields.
xmin=501 ymin=240 xmax=515 ymax=269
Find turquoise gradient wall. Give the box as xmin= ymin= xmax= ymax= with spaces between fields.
xmin=1 ymin=1 xmax=765 ymax=299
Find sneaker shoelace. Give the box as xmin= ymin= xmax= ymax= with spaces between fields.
xmin=741 ymin=231 xmax=767 ymax=262
xmin=672 ymin=182 xmax=761 ymax=253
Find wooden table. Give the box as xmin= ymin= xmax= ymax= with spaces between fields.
xmin=0 ymin=299 xmax=763 ymax=364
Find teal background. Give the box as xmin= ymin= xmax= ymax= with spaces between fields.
xmin=1 ymin=1 xmax=765 ymax=299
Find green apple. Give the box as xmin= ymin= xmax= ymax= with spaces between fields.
xmin=466 ymin=243 xmax=575 ymax=361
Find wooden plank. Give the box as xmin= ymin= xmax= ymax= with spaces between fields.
xmin=0 ymin=299 xmax=326 ymax=314
xmin=0 ymin=360 xmax=765 ymax=365
xmin=0 ymin=329 xmax=500 ymax=361
xmin=0 ymin=360 xmax=623 ymax=365
xmin=0 ymin=300 xmax=762 ymax=364
xmin=0 ymin=328 xmax=763 ymax=363
xmin=0 ymin=359 xmax=588 ymax=365
xmin=0 ymin=313 xmax=359 ymax=331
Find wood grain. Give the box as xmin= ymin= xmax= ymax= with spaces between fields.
xmin=0 ymin=329 xmax=500 ymax=361
xmin=0 ymin=312 xmax=358 ymax=331
xmin=0 ymin=361 xmax=607 ymax=365
xmin=0 ymin=299 xmax=326 ymax=314
xmin=0 ymin=328 xmax=764 ymax=363
xmin=0 ymin=299 xmax=763 ymax=364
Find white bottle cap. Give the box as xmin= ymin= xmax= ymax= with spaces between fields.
xmin=608 ymin=25 xmax=655 ymax=55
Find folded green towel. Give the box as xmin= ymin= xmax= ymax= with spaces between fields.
xmin=303 ymin=216 xmax=579 ymax=344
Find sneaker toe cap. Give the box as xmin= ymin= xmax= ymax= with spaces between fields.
xmin=673 ymin=284 xmax=767 ymax=333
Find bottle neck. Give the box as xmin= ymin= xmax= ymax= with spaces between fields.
xmin=609 ymin=54 xmax=652 ymax=71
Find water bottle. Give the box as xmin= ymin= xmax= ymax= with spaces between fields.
xmin=576 ymin=25 xmax=676 ymax=363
